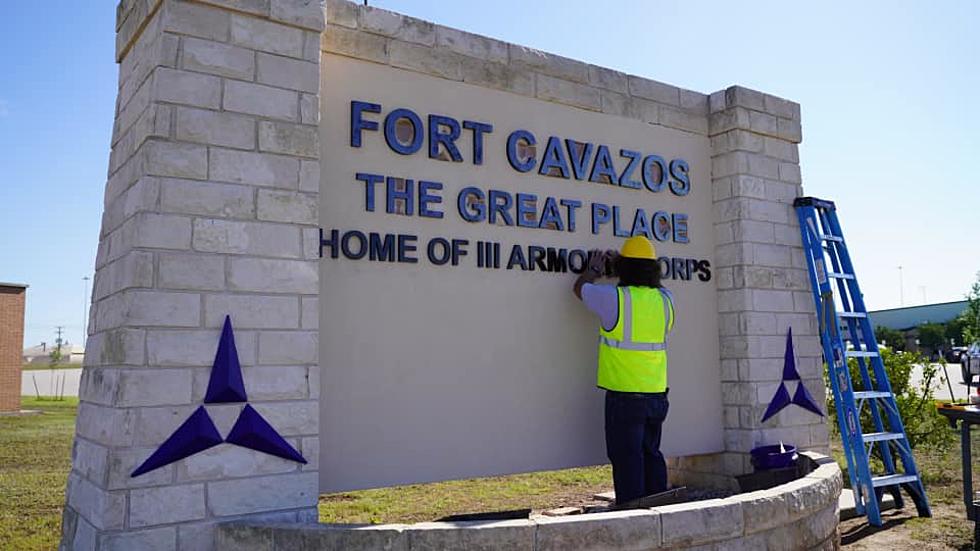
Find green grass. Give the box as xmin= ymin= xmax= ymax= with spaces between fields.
xmin=319 ymin=465 xmax=613 ymax=524
xmin=0 ymin=397 xmax=78 ymax=551
xmin=22 ymin=363 xmax=83 ymax=371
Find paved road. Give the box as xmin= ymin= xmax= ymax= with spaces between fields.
xmin=21 ymin=368 xmax=81 ymax=398
xmin=912 ymin=362 xmax=973 ymax=402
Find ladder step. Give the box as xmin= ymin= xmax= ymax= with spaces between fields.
xmin=838 ymin=312 xmax=867 ymax=319
xmin=822 ymin=235 xmax=844 ymax=242
xmin=862 ymin=431 xmax=905 ymax=443
xmin=846 ymin=350 xmax=878 ymax=358
xmin=871 ymin=474 xmax=919 ymax=488
xmin=828 ymin=272 xmax=855 ymax=280
xmin=853 ymin=390 xmax=892 ymax=400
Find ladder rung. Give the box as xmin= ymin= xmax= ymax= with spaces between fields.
xmin=822 ymin=235 xmax=844 ymax=242
xmin=871 ymin=474 xmax=919 ymax=488
xmin=853 ymin=391 xmax=892 ymax=400
xmin=828 ymin=272 xmax=855 ymax=279
xmin=846 ymin=350 xmax=879 ymax=358
xmin=862 ymin=431 xmax=904 ymax=443
xmin=838 ymin=312 xmax=867 ymax=318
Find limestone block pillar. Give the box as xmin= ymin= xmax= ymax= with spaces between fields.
xmin=60 ymin=1 xmax=323 ymax=549
xmin=708 ymin=86 xmax=830 ymax=472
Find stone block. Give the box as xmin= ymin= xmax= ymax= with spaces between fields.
xmin=144 ymin=140 xmax=208 ymax=180
xmin=257 ymin=189 xmax=317 ymax=224
xmin=193 ymin=219 xmax=302 ymax=258
xmin=764 ymin=95 xmax=801 ymax=120
xmin=100 ymin=526 xmax=176 ymax=551
xmin=708 ymin=106 xmax=750 ymax=136
xmin=231 ymin=14 xmax=304 ymax=58
xmin=405 ymin=520 xmax=534 ymax=550
xmin=125 ymin=290 xmax=201 ymax=327
xmin=717 ymin=289 xmax=752 ymax=312
xmin=153 ymin=67 xmax=221 ymax=109
xmin=735 ymin=489 xmax=791 ymax=535
xmin=325 ymin=0 xmax=358 ymax=29
xmin=204 ymin=294 xmax=300 ymax=328
xmin=628 ymin=75 xmax=680 ymax=105
xmin=510 ymin=45 xmax=589 ymax=83
xmin=777 ymin=117 xmax=803 ymax=143
xmin=389 ymin=39 xmax=462 ymax=81
xmin=71 ymin=438 xmax=109 ymax=488
xmin=177 ymin=520 xmax=220 ymax=551
xmin=258 ymin=120 xmax=319 ymax=158
xmin=163 ymin=1 xmax=231 ymax=43
xmin=258 ymin=330 xmax=318 ymax=364
xmin=216 ymin=523 xmax=274 ymax=551
xmin=159 ymin=252 xmax=225 ymax=291
xmin=535 ymin=509 xmax=661 ymax=551
xmin=360 ymin=6 xmax=434 ymax=45
xmin=210 ymin=148 xmax=300 ymax=188
xmin=436 ymin=26 xmax=507 ymax=64
xmin=92 ymin=251 xmax=154 ymax=300
xmin=779 ymin=162 xmax=802 ymax=184
xmin=160 ymin=178 xmax=255 ymax=219
xmin=208 ymin=472 xmax=318 ymax=516
xmin=76 ymin=403 xmax=135 ymax=447
xmin=749 ymin=110 xmax=778 ymax=136
xmin=251 ymin=401 xmax=318 ymax=435
xmin=256 ymin=52 xmax=318 ymax=93
xmin=107 ymin=447 xmax=174 ymax=490
xmin=147 ymin=329 xmax=257 ymax=366
xmin=224 ymin=80 xmax=299 ymax=122
xmin=133 ymin=405 xmax=199 ymax=447
xmin=680 ymin=88 xmax=709 ymax=113
xmin=117 ymin=368 xmax=193 ymax=407
xmin=660 ymin=105 xmax=708 ymax=134
xmin=300 ymin=93 xmax=318 ymax=124
xmin=242 ymin=365 xmax=309 ymax=400
xmin=176 ymin=443 xmax=298 ymax=482
xmin=299 ymin=160 xmax=319 ymax=192
xmin=658 ymin=498 xmax=743 ymax=547
xmin=725 ymin=86 xmax=766 ymax=112
xmin=78 ymin=368 xmax=121 ymax=407
xmin=175 ymin=107 xmax=255 ymax=150
xmin=229 ymin=258 xmax=317 ymax=293
xmin=460 ymin=59 xmax=535 ymax=97
xmin=764 ymin=137 xmax=799 ymax=162
xmin=588 ymin=65 xmax=628 ymax=94
xmin=181 ymin=37 xmax=254 ymax=80
xmin=66 ymin=473 xmax=127 ymax=530
xmin=801 ymin=503 xmax=838 ymax=547
xmin=320 ymin=25 xmax=388 ymax=65
xmin=130 ymin=484 xmax=206 ymax=527
xmin=301 ymin=297 xmax=318 ymax=329
xmin=600 ymin=90 xmax=632 ymax=118
xmin=536 ymin=74 xmax=601 ymax=112
xmin=196 ymin=0 xmax=270 ymax=17
xmin=270 ymin=0 xmax=325 ymax=30
xmin=262 ymin=523 xmax=408 ymax=551
xmin=301 ymin=435 xmax=319 ymax=470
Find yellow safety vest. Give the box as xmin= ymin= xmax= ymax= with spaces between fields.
xmin=597 ymin=286 xmax=674 ymax=393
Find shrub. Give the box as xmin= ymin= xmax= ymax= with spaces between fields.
xmin=825 ymin=348 xmax=954 ymax=451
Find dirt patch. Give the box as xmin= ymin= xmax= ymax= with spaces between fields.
xmin=840 ymin=498 xmax=974 ymax=550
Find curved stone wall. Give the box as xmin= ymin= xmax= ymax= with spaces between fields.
xmin=216 ymin=451 xmax=842 ymax=550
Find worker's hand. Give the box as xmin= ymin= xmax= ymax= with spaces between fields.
xmin=586 ymin=249 xmax=606 ymax=277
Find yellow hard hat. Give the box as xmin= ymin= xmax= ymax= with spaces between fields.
xmin=621 ymin=236 xmax=657 ymax=260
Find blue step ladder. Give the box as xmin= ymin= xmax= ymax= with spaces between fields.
xmin=794 ymin=196 xmax=931 ymax=526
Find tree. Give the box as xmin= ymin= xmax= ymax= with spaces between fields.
xmin=962 ymin=271 xmax=980 ymax=345
xmin=918 ymin=323 xmax=946 ymax=355
xmin=946 ymin=317 xmax=966 ymax=347
xmin=875 ymin=325 xmax=905 ymax=351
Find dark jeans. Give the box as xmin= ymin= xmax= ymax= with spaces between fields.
xmin=604 ymin=390 xmax=669 ymax=504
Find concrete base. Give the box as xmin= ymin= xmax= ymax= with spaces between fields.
xmin=0 ymin=409 xmax=42 ymax=417
xmin=838 ymin=488 xmax=897 ymax=521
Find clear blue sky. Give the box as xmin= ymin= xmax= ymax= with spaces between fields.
xmin=1 ymin=1 xmax=977 ymax=348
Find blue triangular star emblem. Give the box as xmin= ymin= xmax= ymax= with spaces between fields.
xmin=132 ymin=317 xmax=305 ymax=477
xmin=760 ymin=328 xmax=824 ymax=423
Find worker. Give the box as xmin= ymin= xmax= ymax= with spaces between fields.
xmin=573 ymin=236 xmax=675 ymax=505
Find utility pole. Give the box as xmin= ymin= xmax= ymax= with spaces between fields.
xmin=897 ymin=265 xmax=904 ymax=306
xmin=82 ymin=276 xmax=91 ymax=343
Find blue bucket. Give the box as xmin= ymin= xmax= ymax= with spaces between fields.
xmin=750 ymin=444 xmax=798 ymax=471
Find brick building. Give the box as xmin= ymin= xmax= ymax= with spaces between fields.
xmin=0 ymin=283 xmax=27 ymax=412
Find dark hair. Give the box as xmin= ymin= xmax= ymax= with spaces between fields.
xmin=616 ymin=257 xmax=661 ymax=288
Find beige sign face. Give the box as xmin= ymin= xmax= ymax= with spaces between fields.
xmin=319 ymin=54 xmax=722 ymax=492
